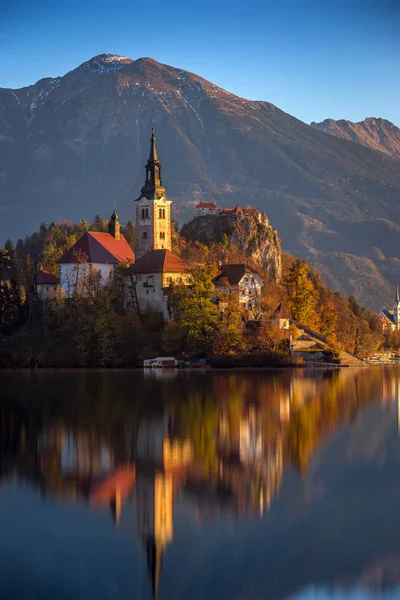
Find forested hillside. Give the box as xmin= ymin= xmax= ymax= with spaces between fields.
xmin=0 ymin=216 xmax=387 ymax=367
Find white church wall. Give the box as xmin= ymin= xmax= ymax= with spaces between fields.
xmin=59 ymin=262 xmax=114 ymax=296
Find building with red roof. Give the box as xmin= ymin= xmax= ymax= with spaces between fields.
xmin=57 ymin=209 xmax=134 ymax=296
xmin=195 ymin=202 xmax=219 ymax=216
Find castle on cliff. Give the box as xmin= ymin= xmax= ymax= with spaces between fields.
xmin=195 ymin=202 xmax=269 ymax=225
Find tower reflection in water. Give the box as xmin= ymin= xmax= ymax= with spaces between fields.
xmin=0 ymin=366 xmax=392 ymax=598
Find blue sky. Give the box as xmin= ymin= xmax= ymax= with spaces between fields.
xmin=0 ymin=0 xmax=399 ymax=125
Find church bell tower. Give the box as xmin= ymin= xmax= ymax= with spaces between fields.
xmin=393 ymin=285 xmax=400 ymax=328
xmin=135 ymin=129 xmax=172 ymax=259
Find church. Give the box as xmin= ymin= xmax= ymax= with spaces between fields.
xmin=57 ymin=128 xmax=189 ymax=312
xmin=128 ymin=129 xmax=190 ymax=316
xmin=380 ymin=286 xmax=400 ymax=331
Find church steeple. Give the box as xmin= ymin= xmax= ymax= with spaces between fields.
xmin=108 ymin=206 xmax=121 ymax=240
xmin=134 ymin=128 xmax=172 ymax=259
xmin=139 ymin=128 xmax=166 ymax=201
xmin=393 ymin=284 xmax=400 ymax=327
xmin=146 ymin=538 xmax=163 ymax=600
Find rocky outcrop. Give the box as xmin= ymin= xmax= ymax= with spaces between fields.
xmin=180 ymin=213 xmax=282 ymax=281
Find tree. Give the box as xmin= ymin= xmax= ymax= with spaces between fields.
xmin=164 ymin=263 xmax=219 ymax=355
xmin=284 ymin=259 xmax=318 ymax=327
xmin=77 ymin=219 xmax=89 ymax=237
xmin=255 ymin=322 xmax=285 ymax=353
xmin=90 ymin=215 xmax=105 ymax=232
xmin=122 ymin=221 xmax=135 ymax=250
xmin=212 ymin=292 xmax=244 ymax=355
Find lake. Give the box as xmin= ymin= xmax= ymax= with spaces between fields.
xmin=1 ymin=367 xmax=400 ymax=600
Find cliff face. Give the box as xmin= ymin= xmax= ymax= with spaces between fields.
xmin=310 ymin=117 xmax=400 ymax=160
xmin=180 ymin=214 xmax=282 ymax=281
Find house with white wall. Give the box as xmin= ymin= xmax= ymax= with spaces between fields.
xmin=195 ymin=202 xmax=219 ymax=216
xmin=130 ymin=249 xmax=190 ymax=318
xmin=57 ymin=209 xmax=134 ymax=296
xmin=214 ymin=264 xmax=263 ymax=312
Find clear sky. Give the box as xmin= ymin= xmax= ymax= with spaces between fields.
xmin=0 ymin=0 xmax=399 ymax=125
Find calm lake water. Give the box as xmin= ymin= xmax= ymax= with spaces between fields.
xmin=1 ymin=367 xmax=400 ymax=600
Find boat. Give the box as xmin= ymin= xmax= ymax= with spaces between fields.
xmin=144 ymin=357 xmax=178 ymax=368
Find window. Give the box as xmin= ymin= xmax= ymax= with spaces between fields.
xmin=147 ymin=171 xmax=151 ymax=181
xmin=143 ymin=232 xmax=147 ymax=239
xmin=141 ymin=208 xmax=149 ymax=219
xmin=160 ymin=231 xmax=165 ymax=240
xmin=158 ymin=208 xmax=165 ymax=219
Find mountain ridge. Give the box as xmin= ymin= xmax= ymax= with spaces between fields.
xmin=1 ymin=53 xmax=400 ymax=309
xmin=310 ymin=116 xmax=400 ymax=160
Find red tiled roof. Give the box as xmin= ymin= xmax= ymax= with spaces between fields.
xmin=57 ymin=232 xmax=134 ymax=264
xmin=133 ymin=249 xmax=189 ymax=274
xmin=220 ymin=208 xmax=234 ymax=215
xmin=215 ymin=263 xmax=260 ymax=286
xmin=196 ymin=202 xmax=218 ymax=209
xmin=36 ymin=269 xmax=59 ymax=284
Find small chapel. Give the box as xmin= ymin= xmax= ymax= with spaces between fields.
xmin=380 ymin=286 xmax=400 ymax=331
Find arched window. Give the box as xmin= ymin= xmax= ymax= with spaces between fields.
xmin=143 ymin=232 xmax=147 ymax=239
xmin=162 ymin=209 xmax=165 ymax=219
xmin=145 ymin=208 xmax=149 ymax=219
xmin=160 ymin=231 xmax=165 ymax=240
xmin=141 ymin=208 xmax=145 ymax=219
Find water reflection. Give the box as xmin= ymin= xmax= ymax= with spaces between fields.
xmin=1 ymin=367 xmax=400 ymax=599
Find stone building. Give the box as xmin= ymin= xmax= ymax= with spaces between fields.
xmin=214 ymin=264 xmax=263 ymax=312
xmin=135 ymin=129 xmax=172 ymax=260
xmin=271 ymin=302 xmax=291 ymax=330
xmin=130 ymin=249 xmax=190 ymax=318
xmin=35 ymin=268 xmax=59 ymax=300
xmin=195 ymin=202 xmax=219 ymax=216
xmin=57 ymin=208 xmax=134 ymax=296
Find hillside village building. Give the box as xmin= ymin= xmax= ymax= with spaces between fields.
xmin=380 ymin=286 xmax=400 ymax=331
xmin=195 ymin=202 xmax=219 ymax=216
xmin=214 ymin=264 xmax=263 ymax=312
xmin=35 ymin=268 xmax=59 ymax=300
xmin=57 ymin=209 xmax=134 ymax=296
xmin=129 ymin=249 xmax=190 ymax=318
xmin=271 ymin=302 xmax=291 ymax=330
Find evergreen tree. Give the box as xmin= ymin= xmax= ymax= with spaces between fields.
xmin=90 ymin=215 xmax=105 ymax=232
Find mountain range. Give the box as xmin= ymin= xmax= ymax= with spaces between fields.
xmin=310 ymin=117 xmax=400 ymax=160
xmin=1 ymin=53 xmax=400 ymax=309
